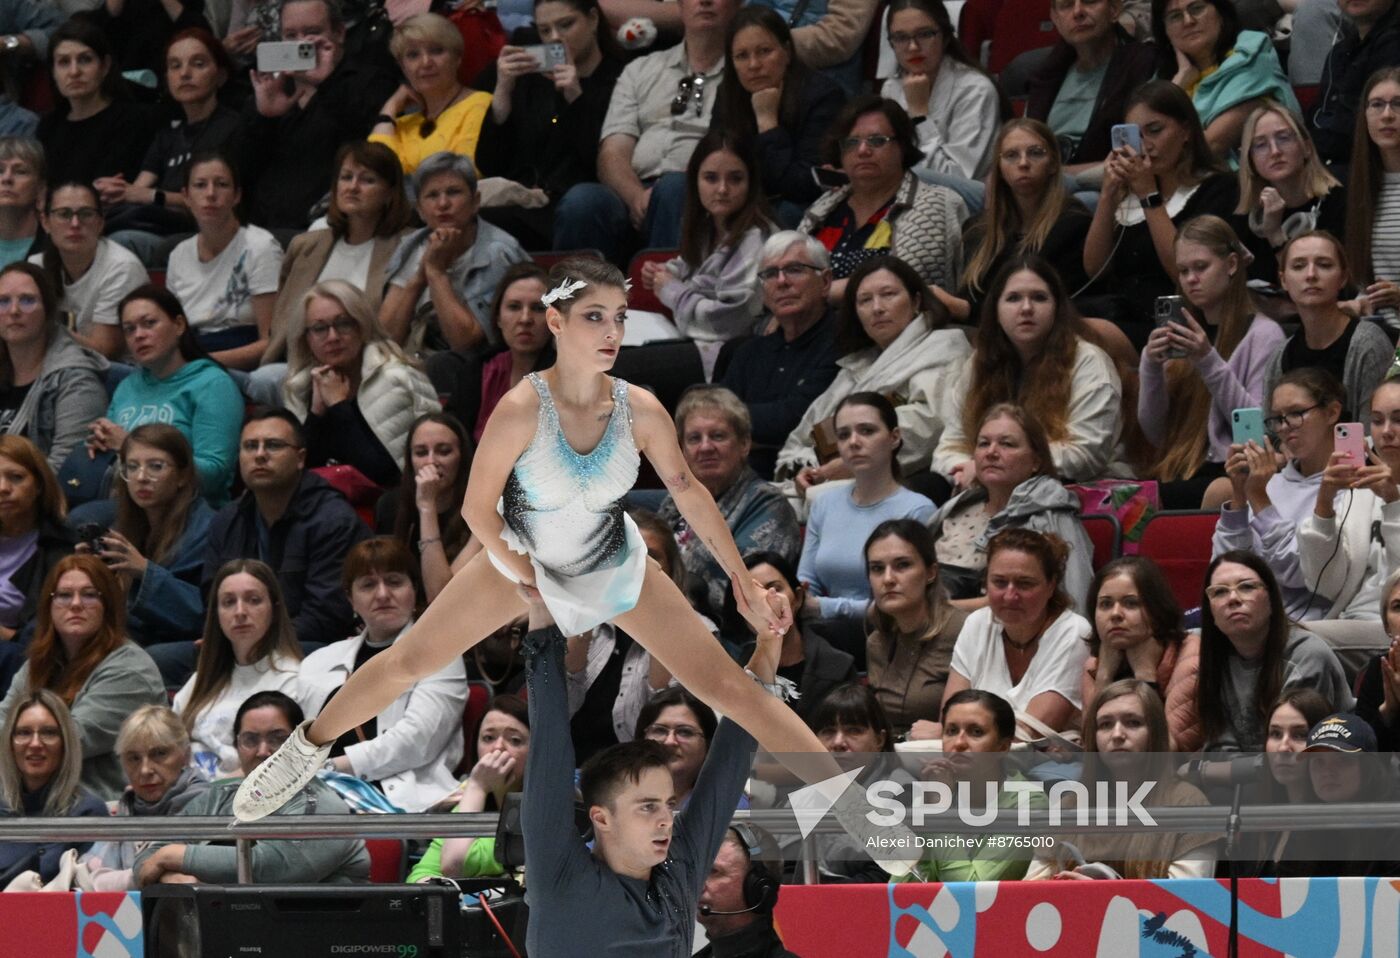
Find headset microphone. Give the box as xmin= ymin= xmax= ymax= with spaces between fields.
xmin=698 ymin=902 xmax=763 ymax=917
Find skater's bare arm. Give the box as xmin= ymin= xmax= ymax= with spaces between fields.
xmin=464 ymin=386 xmax=539 ymax=584
xmin=631 ymin=387 xmax=791 ymax=635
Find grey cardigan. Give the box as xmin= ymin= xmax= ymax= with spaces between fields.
xmin=928 ymin=474 xmax=1094 ymax=612
xmin=0 ymin=641 xmax=165 ymax=801
xmin=5 ymin=326 xmax=109 ymax=472
xmin=1261 ymin=320 xmax=1393 ymax=423
xmin=135 ymin=777 xmax=370 ymax=884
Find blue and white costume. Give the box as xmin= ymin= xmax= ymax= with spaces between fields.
xmin=490 ymin=372 xmax=647 ymax=635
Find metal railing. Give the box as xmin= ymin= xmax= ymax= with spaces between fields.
xmin=5 ymin=802 xmax=1400 ymax=884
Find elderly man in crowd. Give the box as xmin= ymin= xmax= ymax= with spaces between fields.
xmin=656 ymin=386 xmax=800 ymax=614
xmin=719 ymin=231 xmax=841 ymax=479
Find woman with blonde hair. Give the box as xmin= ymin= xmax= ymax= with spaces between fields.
xmin=173 ymin=559 xmax=307 ymax=778
xmin=928 ymin=402 xmax=1093 ymax=607
xmin=1139 ymin=215 xmax=1283 ymax=508
xmin=84 ymin=705 xmax=210 ymax=890
xmin=953 ymin=119 xmax=1092 ymax=322
xmin=370 ymin=13 xmax=492 ymax=173
xmin=0 ymin=689 xmax=108 ymax=888
xmin=0 ymin=555 xmax=165 ymax=799
xmin=254 ymin=141 xmax=413 ymax=405
xmin=1235 ymin=102 xmax=1343 ymax=267
xmin=283 ymin=279 xmax=441 ymax=487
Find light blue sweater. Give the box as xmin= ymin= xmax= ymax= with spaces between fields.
xmin=798 ymin=484 xmax=935 ymax=620
xmin=107 ymin=358 xmax=243 ymax=503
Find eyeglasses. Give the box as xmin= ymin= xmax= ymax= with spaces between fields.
xmin=305 ymin=317 xmax=358 ymax=340
xmin=240 ymin=438 xmax=301 ymax=454
xmin=1000 ymin=146 xmax=1051 ymax=163
xmin=1205 ymin=580 xmax=1266 ymax=603
xmin=757 ymin=263 xmax=823 ymax=282
xmin=1262 ymin=405 xmax=1319 ymax=432
xmin=11 ymin=726 xmax=61 ymax=744
xmin=889 ymin=27 xmax=939 ymax=47
xmin=1164 ymin=0 xmax=1211 ymax=26
xmin=1367 ymin=97 xmax=1400 ymax=115
xmin=670 ymin=73 xmax=707 ymax=117
xmin=642 ymin=723 xmax=704 ymax=743
xmin=839 ymin=134 xmax=895 ymax=153
xmin=1249 ymin=130 xmax=1299 ymax=155
xmin=51 ymin=589 xmax=102 ymax=607
xmin=0 ymin=294 xmax=40 ymax=312
xmin=236 ymin=730 xmax=291 ymax=750
xmin=48 ymin=206 xmax=100 ymax=224
xmin=121 ymin=459 xmax=171 ymax=480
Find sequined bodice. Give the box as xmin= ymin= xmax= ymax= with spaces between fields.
xmin=500 ymin=374 xmax=639 ymax=576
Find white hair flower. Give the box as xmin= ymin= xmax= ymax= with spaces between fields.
xmin=541 ymin=277 xmax=587 ymax=306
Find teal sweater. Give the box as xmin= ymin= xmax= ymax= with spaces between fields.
xmin=108 ymin=358 xmax=243 ymax=503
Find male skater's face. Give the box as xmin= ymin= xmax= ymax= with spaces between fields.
xmin=594 ymin=767 xmax=678 ymax=875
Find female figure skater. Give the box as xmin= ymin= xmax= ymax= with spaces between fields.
xmin=233 ymin=258 xmax=877 ymax=850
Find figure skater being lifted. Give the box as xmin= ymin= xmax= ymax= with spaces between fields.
xmin=233 ymin=256 xmax=904 ymax=867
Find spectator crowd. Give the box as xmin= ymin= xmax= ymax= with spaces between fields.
xmin=3 ymin=0 xmax=1400 ymax=930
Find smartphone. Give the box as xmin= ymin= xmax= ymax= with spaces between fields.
xmin=76 ymin=522 xmax=107 ymax=554
xmin=522 ymin=42 xmax=567 ymax=71
xmin=1153 ymin=295 xmax=1189 ymax=360
xmin=1334 ymin=422 xmax=1368 ymax=466
xmin=812 ymin=166 xmax=849 ymax=190
xmin=1232 ymin=408 xmax=1267 ymax=447
xmin=256 ymin=40 xmax=317 ymax=73
xmin=1110 ymin=123 xmax=1141 ymax=153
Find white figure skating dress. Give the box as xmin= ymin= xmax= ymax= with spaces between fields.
xmin=490 ymin=372 xmax=647 ymax=635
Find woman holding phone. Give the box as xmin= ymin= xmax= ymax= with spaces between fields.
xmin=473 ymin=0 xmax=624 ymax=250
xmin=1213 ymin=367 xmax=1381 ymax=621
xmin=1138 ymin=215 xmax=1283 ymax=509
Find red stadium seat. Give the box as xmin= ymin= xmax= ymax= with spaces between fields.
xmin=627 ymin=248 xmax=678 ymax=317
xmin=1081 ymin=513 xmax=1121 ymax=572
xmin=987 ymin=0 xmax=1057 ymax=76
xmin=1293 ymin=85 xmax=1320 ymax=115
xmin=365 ymin=839 xmax=407 ymax=883
xmin=1138 ymin=510 xmax=1219 ymax=609
xmin=455 ymin=680 xmax=494 ymax=776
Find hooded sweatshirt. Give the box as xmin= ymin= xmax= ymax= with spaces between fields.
xmin=108 ymin=357 xmax=243 ymax=503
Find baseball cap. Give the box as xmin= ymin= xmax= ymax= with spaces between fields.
xmin=1303 ymin=713 xmax=1378 ymax=753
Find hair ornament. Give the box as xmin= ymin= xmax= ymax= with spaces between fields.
xmin=541 ymin=277 xmax=587 ymax=306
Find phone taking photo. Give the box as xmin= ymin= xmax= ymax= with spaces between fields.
xmin=1110 ymin=123 xmax=1141 ymax=153
xmin=1153 ymin=295 xmax=1190 ymax=360
xmin=255 ymin=40 xmax=317 ymax=73
xmin=1334 ymin=422 xmax=1367 ymax=466
xmin=1232 ymin=408 xmax=1267 ymax=447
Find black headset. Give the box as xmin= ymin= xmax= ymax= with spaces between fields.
xmin=730 ymin=822 xmax=780 ymax=914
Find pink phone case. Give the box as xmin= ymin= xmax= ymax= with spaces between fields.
xmin=1334 ymin=423 xmax=1367 ymax=466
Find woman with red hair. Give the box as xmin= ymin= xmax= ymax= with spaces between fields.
xmin=0 ymin=555 xmax=164 ymax=800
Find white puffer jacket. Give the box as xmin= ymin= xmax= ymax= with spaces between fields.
xmin=284 ymin=341 xmax=440 ymax=460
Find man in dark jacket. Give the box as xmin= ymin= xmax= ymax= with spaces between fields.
xmin=204 ymin=410 xmax=370 ymax=649
xmin=1025 ymin=0 xmax=1156 ymax=172
xmin=1310 ymin=0 xmax=1400 ymax=164
xmin=695 ymin=826 xmax=800 ymax=958
xmin=243 ymin=0 xmax=396 ymax=232
xmin=721 ymin=232 xmax=841 ymax=480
